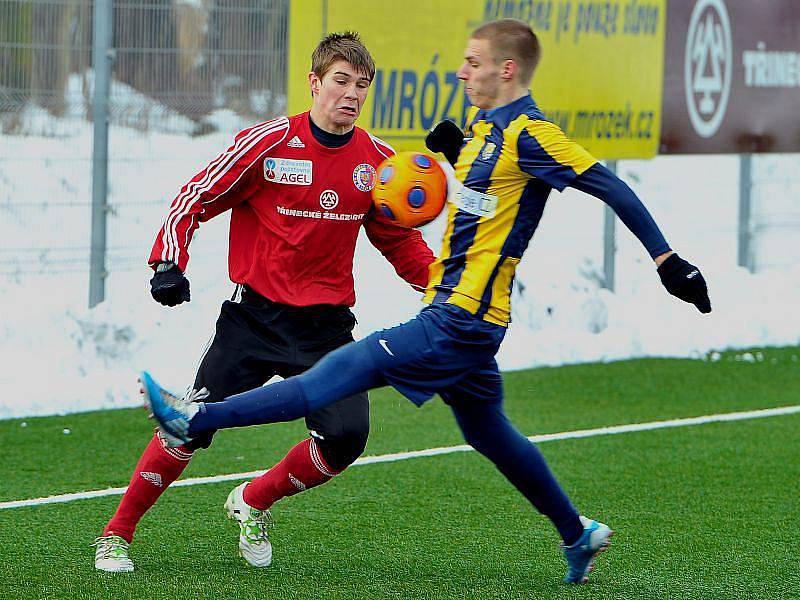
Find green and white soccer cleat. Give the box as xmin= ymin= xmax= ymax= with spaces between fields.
xmin=92 ymin=534 xmax=134 ymax=573
xmin=224 ymin=482 xmax=274 ymax=567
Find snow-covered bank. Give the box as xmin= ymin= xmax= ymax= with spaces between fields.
xmin=1 ymin=119 xmax=798 ymax=419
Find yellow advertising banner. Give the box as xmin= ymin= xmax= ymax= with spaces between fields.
xmin=289 ymin=0 xmax=665 ymax=159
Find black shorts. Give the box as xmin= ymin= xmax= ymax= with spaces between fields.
xmin=186 ymin=285 xmax=369 ymax=469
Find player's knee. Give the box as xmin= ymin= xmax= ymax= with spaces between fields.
xmin=452 ymin=403 xmax=509 ymax=455
xmin=313 ymin=421 xmax=369 ymax=471
xmin=459 ymin=425 xmax=489 ymax=454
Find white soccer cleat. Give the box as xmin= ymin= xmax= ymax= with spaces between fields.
xmin=92 ymin=534 xmax=134 ymax=573
xmin=224 ymin=482 xmax=273 ymax=567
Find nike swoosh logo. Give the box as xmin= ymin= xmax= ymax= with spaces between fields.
xmin=378 ymin=339 xmax=394 ymax=356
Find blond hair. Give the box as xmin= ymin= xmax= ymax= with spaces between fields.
xmin=472 ymin=19 xmax=541 ymax=83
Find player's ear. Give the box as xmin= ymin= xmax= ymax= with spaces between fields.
xmin=308 ymin=71 xmax=321 ymax=96
xmin=501 ymin=59 xmax=516 ymax=82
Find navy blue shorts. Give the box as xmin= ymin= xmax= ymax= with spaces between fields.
xmin=363 ymin=303 xmax=506 ymax=406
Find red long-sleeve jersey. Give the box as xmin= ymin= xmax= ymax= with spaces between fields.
xmin=149 ymin=112 xmax=435 ymax=307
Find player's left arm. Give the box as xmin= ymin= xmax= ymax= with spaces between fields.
xmin=518 ymin=119 xmax=711 ymax=313
xmin=571 ymin=163 xmax=670 ymax=260
xmin=364 ymin=209 xmax=436 ymax=292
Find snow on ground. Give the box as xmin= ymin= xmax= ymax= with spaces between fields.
xmin=1 ymin=116 xmax=798 ymax=419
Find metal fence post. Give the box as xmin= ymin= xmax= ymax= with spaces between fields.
xmin=738 ymin=153 xmax=753 ymax=272
xmin=89 ymin=0 xmax=113 ymax=308
xmin=602 ymin=160 xmax=618 ymax=291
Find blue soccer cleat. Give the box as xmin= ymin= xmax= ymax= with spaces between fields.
xmin=562 ymin=515 xmax=614 ymax=584
xmin=139 ymin=371 xmax=204 ymax=447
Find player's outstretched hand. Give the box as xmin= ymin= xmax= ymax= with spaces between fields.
xmin=425 ymin=119 xmax=464 ymax=168
xmin=150 ymin=262 xmax=190 ymax=306
xmin=657 ymin=253 xmax=711 ymax=313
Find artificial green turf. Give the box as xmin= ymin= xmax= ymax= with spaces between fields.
xmin=1 ymin=346 xmax=798 ymax=599
xmin=2 ymin=346 xmax=797 ymax=501
xmin=1 ymin=413 xmax=798 ymax=599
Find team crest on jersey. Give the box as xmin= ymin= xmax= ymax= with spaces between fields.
xmin=263 ymin=157 xmax=313 ymax=185
xmin=352 ymin=163 xmax=377 ymax=192
xmin=319 ymin=189 xmax=339 ymax=210
xmin=480 ymin=142 xmax=497 ymax=161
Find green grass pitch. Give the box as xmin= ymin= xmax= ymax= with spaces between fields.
xmin=1 ymin=346 xmax=798 ymax=599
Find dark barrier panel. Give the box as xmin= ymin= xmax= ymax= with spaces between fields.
xmin=661 ymin=0 xmax=800 ymax=153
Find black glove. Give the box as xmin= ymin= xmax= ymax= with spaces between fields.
xmin=657 ymin=253 xmax=711 ymax=314
xmin=150 ymin=262 xmax=190 ymax=306
xmin=425 ymin=119 xmax=464 ymax=167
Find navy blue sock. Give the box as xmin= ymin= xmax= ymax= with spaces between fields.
xmin=450 ymin=400 xmax=583 ymax=545
xmin=188 ymin=339 xmax=384 ymax=437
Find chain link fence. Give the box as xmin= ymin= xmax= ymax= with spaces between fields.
xmin=0 ymin=0 xmax=797 ymax=293
xmin=0 ymin=0 xmax=287 ymax=281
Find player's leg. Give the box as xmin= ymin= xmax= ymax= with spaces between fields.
xmin=441 ymin=364 xmax=612 ymax=583
xmin=235 ymin=308 xmax=370 ymax=514
xmin=219 ymin=303 xmax=371 ymax=566
xmin=295 ymin=308 xmax=371 ymax=474
xmin=441 ymin=363 xmax=583 ymax=544
xmin=94 ymin=428 xmax=194 ymax=572
xmin=223 ymin=389 xmax=370 ymax=570
xmin=241 ymin=391 xmax=369 ymax=511
xmin=96 ymin=299 xmax=277 ymax=571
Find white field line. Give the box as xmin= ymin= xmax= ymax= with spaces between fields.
xmin=2 ymin=404 xmax=798 ymax=511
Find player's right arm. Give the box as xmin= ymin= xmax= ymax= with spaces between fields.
xmin=364 ymin=208 xmax=436 ymax=292
xmin=148 ymin=117 xmax=290 ymax=305
xmin=364 ymin=133 xmax=436 ymax=291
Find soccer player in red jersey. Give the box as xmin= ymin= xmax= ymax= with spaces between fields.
xmin=93 ymin=32 xmax=434 ymax=572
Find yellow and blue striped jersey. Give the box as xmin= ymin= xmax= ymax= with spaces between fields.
xmin=423 ymin=93 xmax=598 ymax=326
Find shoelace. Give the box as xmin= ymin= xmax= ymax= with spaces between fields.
xmin=91 ymin=535 xmax=128 ymax=559
xmin=182 ymin=386 xmax=210 ymax=404
xmin=243 ymin=510 xmax=274 ymax=543
xmin=153 ymin=386 xmax=209 ymax=418
xmin=158 ymin=385 xmax=209 ymax=409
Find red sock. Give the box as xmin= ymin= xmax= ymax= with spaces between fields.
xmin=103 ymin=432 xmax=193 ymax=543
xmin=243 ymin=438 xmax=340 ymax=510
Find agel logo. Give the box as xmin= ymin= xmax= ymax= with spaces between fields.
xmin=263 ymin=157 xmax=313 ymax=185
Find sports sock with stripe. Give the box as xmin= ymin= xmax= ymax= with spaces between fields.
xmin=243 ymin=438 xmax=339 ymax=510
xmin=103 ymin=433 xmax=193 ymax=543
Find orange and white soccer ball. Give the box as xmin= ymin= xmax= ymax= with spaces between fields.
xmin=371 ymin=151 xmax=447 ymax=228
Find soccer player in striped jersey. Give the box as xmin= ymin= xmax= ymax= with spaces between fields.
xmin=93 ymin=32 xmax=434 ymax=573
xmin=142 ymin=19 xmax=711 ymax=583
